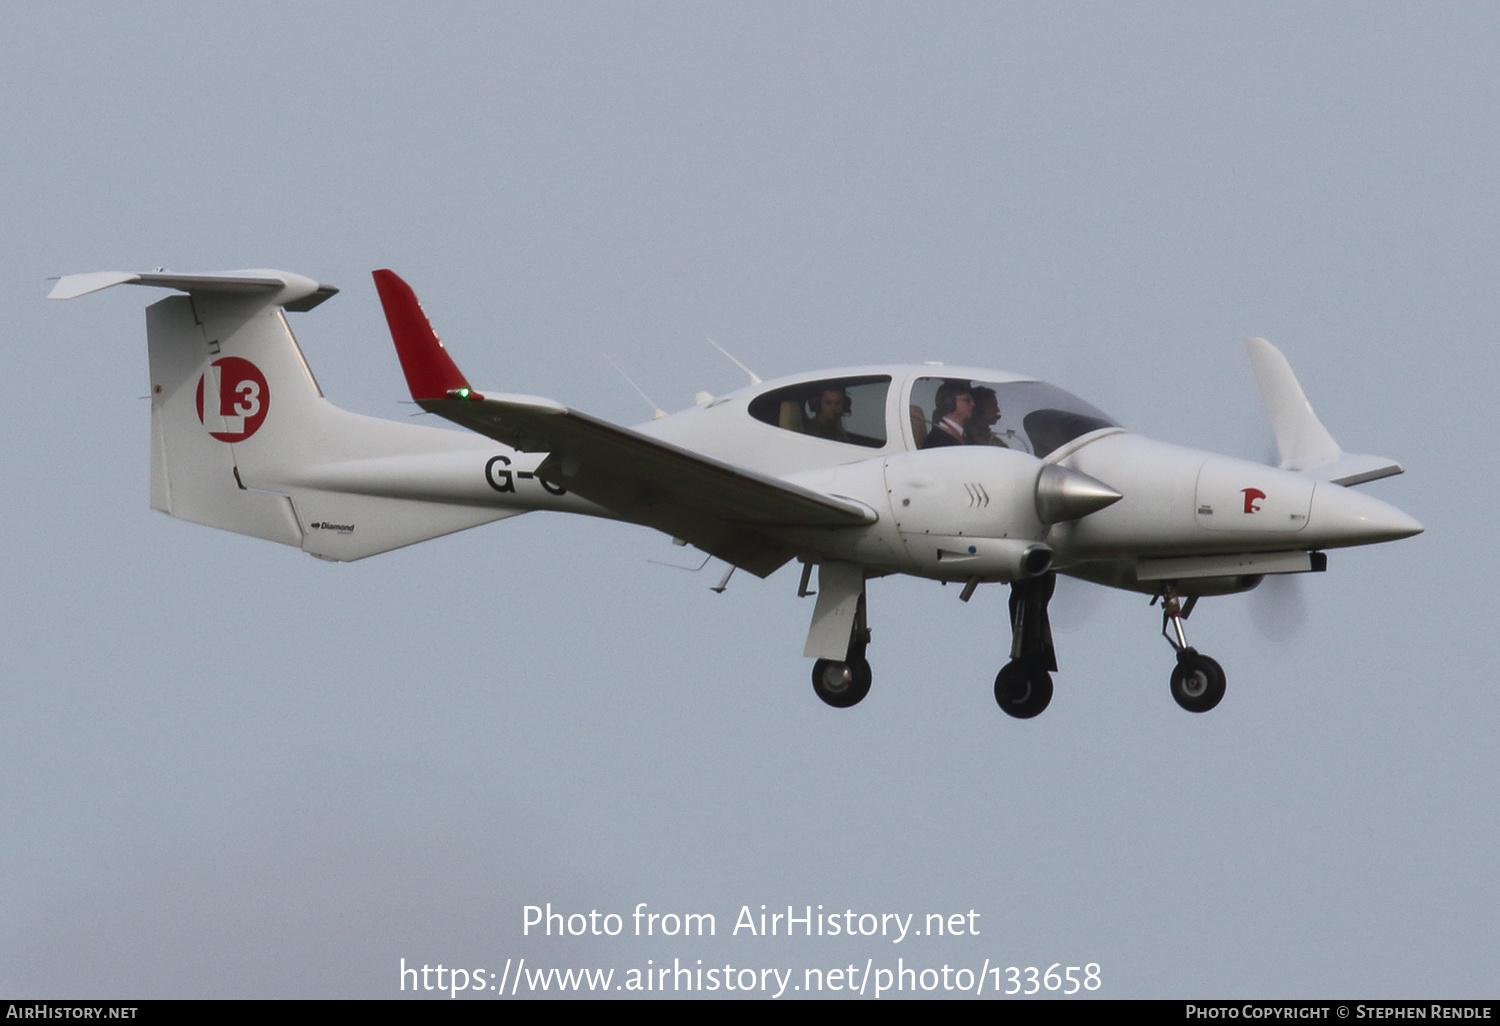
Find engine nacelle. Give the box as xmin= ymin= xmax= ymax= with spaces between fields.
xmin=881 ymin=447 xmax=1059 ymax=580
xmin=783 ymin=446 xmax=1118 ymax=580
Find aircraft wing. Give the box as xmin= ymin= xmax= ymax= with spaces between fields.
xmin=372 ymin=270 xmax=876 ymax=577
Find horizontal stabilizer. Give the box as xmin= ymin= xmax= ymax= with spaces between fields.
xmin=1244 ymin=337 xmax=1402 ymax=486
xmin=49 ymin=269 xmax=338 ymax=310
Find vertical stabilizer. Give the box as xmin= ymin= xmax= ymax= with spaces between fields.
xmin=147 ymin=295 xmax=304 ymax=545
xmin=58 ymin=269 xmax=525 ymax=559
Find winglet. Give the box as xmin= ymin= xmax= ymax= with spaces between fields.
xmin=372 ymin=269 xmax=475 ymax=401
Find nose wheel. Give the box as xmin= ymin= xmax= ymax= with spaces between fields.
xmin=1156 ymin=586 xmax=1227 ymax=713
xmin=1170 ymin=649 xmax=1225 ymax=712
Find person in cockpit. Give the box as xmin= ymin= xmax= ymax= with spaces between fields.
xmin=806 ymin=385 xmax=851 ymax=442
xmin=965 ymin=386 xmax=1008 ymax=447
xmin=920 ymin=380 xmax=973 ymax=448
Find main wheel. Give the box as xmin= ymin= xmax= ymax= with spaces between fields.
xmin=812 ymin=657 xmax=872 ymax=708
xmin=1170 ymin=651 xmax=1226 ymax=712
xmin=994 ymin=660 xmax=1053 ymax=719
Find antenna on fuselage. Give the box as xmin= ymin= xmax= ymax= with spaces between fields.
xmin=706 ymin=337 xmax=761 ymax=385
xmin=602 ymin=352 xmax=667 ymax=419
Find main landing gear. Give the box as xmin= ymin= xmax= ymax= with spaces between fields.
xmin=811 ymin=592 xmax=873 ymax=708
xmin=802 ymin=563 xmax=875 ymax=708
xmin=1156 ymin=585 xmax=1226 ymax=713
xmin=994 ymin=573 xmax=1057 ymax=719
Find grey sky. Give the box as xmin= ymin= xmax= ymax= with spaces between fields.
xmin=3 ymin=3 xmax=1494 ymax=998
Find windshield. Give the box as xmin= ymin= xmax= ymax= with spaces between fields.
xmin=909 ymin=377 xmax=1119 ymax=458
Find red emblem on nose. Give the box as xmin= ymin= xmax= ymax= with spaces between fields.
xmin=1241 ymin=488 xmax=1266 ymax=514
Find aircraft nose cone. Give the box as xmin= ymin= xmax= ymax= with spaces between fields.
xmin=1035 ymin=464 xmax=1123 ymax=524
xmin=1309 ymin=483 xmax=1423 ymax=546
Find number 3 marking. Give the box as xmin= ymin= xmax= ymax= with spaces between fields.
xmin=234 ymin=380 xmax=261 ymax=418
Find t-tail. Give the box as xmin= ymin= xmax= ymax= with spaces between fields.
xmin=49 ymin=268 xmax=572 ymax=560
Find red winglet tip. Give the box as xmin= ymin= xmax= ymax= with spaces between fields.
xmin=372 ymin=269 xmax=471 ymax=401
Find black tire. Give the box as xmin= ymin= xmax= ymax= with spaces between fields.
xmin=994 ymin=660 xmax=1053 ymax=719
xmin=812 ymin=657 xmax=872 ymax=708
xmin=1170 ymin=651 xmax=1226 ymax=713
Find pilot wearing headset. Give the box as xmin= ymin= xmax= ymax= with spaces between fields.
xmin=965 ymin=385 xmax=1008 ymax=447
xmin=806 ymin=385 xmax=851 ymax=442
xmin=921 ymin=380 xmax=973 ymax=448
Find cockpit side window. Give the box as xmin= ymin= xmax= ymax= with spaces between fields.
xmin=747 ymin=376 xmax=890 ymax=448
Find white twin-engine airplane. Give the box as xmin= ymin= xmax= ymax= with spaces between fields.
xmin=50 ymin=267 xmax=1422 ymax=718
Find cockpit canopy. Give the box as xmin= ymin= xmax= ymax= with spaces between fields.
xmin=744 ymin=370 xmax=1118 ymax=458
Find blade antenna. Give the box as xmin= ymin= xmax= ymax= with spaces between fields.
xmin=602 ymin=351 xmax=667 ymax=419
xmin=706 ymin=338 xmax=761 ymax=385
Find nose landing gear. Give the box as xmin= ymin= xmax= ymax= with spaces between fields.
xmin=1156 ymin=585 xmax=1226 ymax=713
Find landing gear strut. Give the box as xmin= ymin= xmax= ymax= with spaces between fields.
xmin=811 ymin=592 xmax=872 ymax=708
xmin=995 ymin=573 xmax=1057 ymax=718
xmin=1156 ymin=585 xmax=1226 ymax=713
